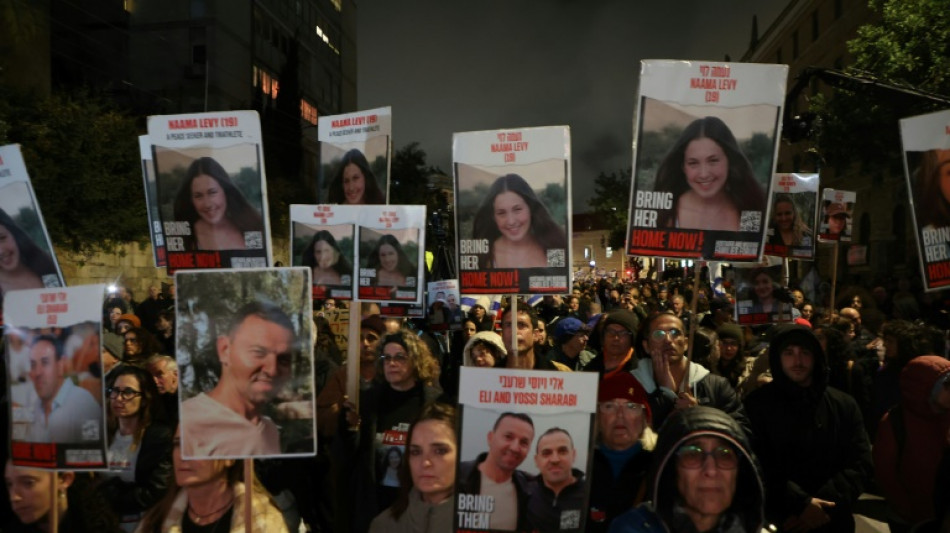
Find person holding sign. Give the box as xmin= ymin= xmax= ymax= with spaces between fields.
xmin=0 ymin=207 xmax=59 ymax=298
xmin=768 ymin=194 xmax=813 ymax=248
xmin=915 ymin=149 xmax=950 ymax=231
xmin=472 ymin=174 xmax=567 ymax=269
xmin=653 ymin=117 xmax=765 ymax=231
xmin=302 ymin=230 xmax=353 ymax=286
xmin=173 ymin=156 xmax=264 ymax=251
xmin=367 ymin=234 xmax=415 ymax=287
xmin=180 ymin=301 xmax=295 ymax=456
xmin=328 ymin=149 xmax=386 ymax=205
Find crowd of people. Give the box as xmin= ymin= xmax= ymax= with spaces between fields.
xmin=2 ymin=272 xmax=950 ymax=533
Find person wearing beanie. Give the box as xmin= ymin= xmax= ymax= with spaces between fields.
xmin=115 ymin=313 xmax=141 ymax=335
xmin=463 ymin=331 xmax=507 ymax=367
xmin=469 ymin=296 xmax=495 ymax=332
xmin=710 ymin=323 xmax=755 ymax=391
xmin=587 ymin=372 xmax=655 ymax=533
xmin=550 ymin=317 xmax=595 ymax=371
xmin=581 ymin=310 xmax=640 ymax=377
xmin=744 ymin=323 xmax=872 ymax=533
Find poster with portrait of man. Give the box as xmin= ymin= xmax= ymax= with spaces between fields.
xmin=427 ymin=279 xmax=464 ymax=331
xmin=355 ymin=205 xmax=426 ymax=304
xmin=455 ymin=367 xmax=598 ymax=533
xmin=4 ymin=284 xmax=107 ymax=470
xmin=626 ymin=60 xmax=788 ymax=261
xmin=318 ymin=106 xmax=392 ymax=205
xmin=817 ymin=188 xmax=856 ymax=242
xmin=290 ymin=204 xmax=360 ymax=301
xmin=139 ymin=135 xmax=167 ymax=268
xmin=0 ymin=144 xmax=65 ymax=323
xmin=176 ymin=268 xmax=315 ymax=459
xmin=764 ymin=173 xmax=819 ymax=259
xmin=734 ymin=258 xmax=793 ymax=326
xmin=454 ymin=126 xmax=572 ymax=295
xmin=147 ymin=111 xmax=272 ymax=273
xmin=900 ymin=109 xmax=950 ymax=291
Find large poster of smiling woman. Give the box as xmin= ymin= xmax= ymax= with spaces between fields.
xmin=900 ymin=109 xmax=950 ymax=291
xmin=147 ymin=111 xmax=272 ymax=272
xmin=318 ymin=106 xmax=391 ymax=205
xmin=454 ymin=126 xmax=572 ymax=295
xmin=354 ymin=205 xmax=427 ymax=304
xmin=764 ymin=173 xmax=819 ymax=259
xmin=0 ymin=145 xmax=65 ymax=323
xmin=626 ymin=60 xmax=787 ymax=261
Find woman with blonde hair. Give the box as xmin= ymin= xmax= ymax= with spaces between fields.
xmin=768 ymin=193 xmax=813 ymax=248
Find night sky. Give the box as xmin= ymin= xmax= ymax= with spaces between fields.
xmin=357 ymin=0 xmax=790 ymax=213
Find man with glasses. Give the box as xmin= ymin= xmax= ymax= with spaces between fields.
xmin=24 ymin=335 xmax=102 ymax=443
xmin=634 ymin=311 xmax=749 ymax=433
xmin=609 ymin=406 xmax=767 ymax=533
xmin=745 ymin=324 xmax=871 ymax=533
xmin=581 ymin=310 xmax=640 ymax=377
xmin=180 ymin=301 xmax=297 ymax=456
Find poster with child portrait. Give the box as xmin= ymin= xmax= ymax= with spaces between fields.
xmin=734 ymin=258 xmax=793 ymax=326
xmin=626 ymin=60 xmax=788 ymax=261
xmin=817 ymin=188 xmax=855 ymax=243
xmin=900 ymin=109 xmax=950 ymax=291
xmin=4 ymin=284 xmax=107 ymax=470
xmin=0 ymin=144 xmax=65 ymax=323
xmin=290 ymin=204 xmax=359 ymax=301
xmin=318 ymin=106 xmax=392 ymax=204
xmin=355 ymin=205 xmax=426 ymax=304
xmin=454 ymin=126 xmax=572 ymax=295
xmin=147 ymin=111 xmax=272 ymax=272
xmin=764 ymin=173 xmax=819 ymax=259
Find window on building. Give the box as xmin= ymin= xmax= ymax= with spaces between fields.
xmin=190 ymin=0 xmax=206 ymax=18
xmin=192 ymin=45 xmax=206 ymax=65
xmin=300 ymin=99 xmax=318 ymax=125
xmin=315 ymin=23 xmax=340 ymax=55
xmin=584 ymin=247 xmax=591 ymax=260
xmin=329 ymin=0 xmax=341 ymax=11
xmin=859 ymin=212 xmax=870 ymax=244
xmin=811 ymin=10 xmax=819 ymax=40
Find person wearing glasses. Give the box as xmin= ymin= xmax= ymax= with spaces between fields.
xmin=744 ymin=324 xmax=872 ymax=533
xmin=633 ymin=311 xmax=749 ymax=434
xmin=340 ymin=329 xmax=442 ymax=533
xmin=98 ymin=366 xmax=173 ymax=531
xmin=587 ymin=372 xmax=656 ymax=533
xmin=581 ymin=310 xmax=641 ymax=377
xmin=22 ymin=334 xmax=102 ymax=443
xmin=608 ymin=406 xmax=767 ymax=533
xmin=180 ymin=301 xmax=297 ymax=457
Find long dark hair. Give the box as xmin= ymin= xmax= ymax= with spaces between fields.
xmin=653 ymin=116 xmax=766 ymax=228
xmin=173 ymin=156 xmax=264 ymax=233
xmin=0 ymin=207 xmax=59 ymax=281
xmin=472 ymin=173 xmax=567 ymax=268
xmin=328 ymin=148 xmax=385 ymax=204
xmin=106 ymin=366 xmax=163 ymax=449
xmin=367 ymin=234 xmax=415 ymax=277
xmin=301 ymin=230 xmax=353 ymax=275
xmin=915 ymin=149 xmax=950 ymax=229
xmin=388 ymin=403 xmax=458 ymax=520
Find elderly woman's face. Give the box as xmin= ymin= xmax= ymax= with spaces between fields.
xmin=342 ymin=163 xmax=366 ymax=205
xmin=314 ymin=239 xmax=338 ymax=269
xmin=773 ymin=201 xmax=795 ymax=231
xmin=191 ymin=174 xmax=227 ymax=225
xmin=0 ymin=224 xmax=22 ymax=272
xmin=379 ymin=243 xmax=399 ymax=272
xmin=683 ymin=137 xmax=728 ymax=199
xmin=493 ymin=191 xmax=531 ymax=243
xmin=470 ymin=343 xmax=496 ymax=367
xmin=754 ymin=273 xmax=773 ymax=300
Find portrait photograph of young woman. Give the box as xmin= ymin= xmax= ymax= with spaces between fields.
xmin=319 ymin=135 xmax=389 ymax=205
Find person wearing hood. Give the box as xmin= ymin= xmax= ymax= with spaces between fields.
xmin=550 ymin=317 xmax=596 ymax=371
xmin=526 ymin=427 xmax=587 ymax=532
xmin=873 ymin=355 xmax=950 ymax=530
xmin=744 ymin=324 xmax=871 ymax=533
xmin=710 ymin=324 xmax=755 ymax=392
xmin=463 ymin=331 xmax=507 ymax=368
xmin=469 ymin=296 xmax=495 ymax=332
xmin=607 ymin=406 xmax=767 ymax=533
xmin=632 ymin=311 xmax=749 ymax=435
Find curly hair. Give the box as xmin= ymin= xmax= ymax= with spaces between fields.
xmin=653 ymin=116 xmax=766 ymax=229
xmin=374 ymin=329 xmax=439 ymax=386
xmin=172 ymin=156 xmax=264 ymax=238
xmin=367 ymin=234 xmax=415 ymax=277
xmin=328 ymin=148 xmax=385 ymax=205
xmin=301 ymin=229 xmax=353 ymax=276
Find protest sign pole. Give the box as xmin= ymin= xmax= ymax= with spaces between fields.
xmin=830 ymin=241 xmax=839 ymax=311
xmin=49 ymin=472 xmax=58 ymax=533
xmin=346 ymin=303 xmax=361 ymax=423
xmin=509 ymin=297 xmax=518 ymax=356
xmin=244 ymin=460 xmax=253 ymax=533
xmin=782 ymin=258 xmax=790 ymax=287
xmin=681 ymin=264 xmax=702 ymax=393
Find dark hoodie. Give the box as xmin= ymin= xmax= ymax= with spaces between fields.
xmin=744 ymin=324 xmax=872 ymax=532
xmin=608 ymin=406 xmax=766 ymax=532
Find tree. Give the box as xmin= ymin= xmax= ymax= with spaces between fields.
xmin=588 ymin=168 xmax=632 ymax=249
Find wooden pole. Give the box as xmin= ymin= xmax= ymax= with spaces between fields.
xmin=49 ymin=472 xmax=58 ymax=533
xmin=830 ymin=240 xmax=840 ymax=312
xmin=509 ymin=297 xmax=518 ymax=357
xmin=243 ymin=460 xmax=253 ymax=533
xmin=681 ymin=264 xmax=702 ymax=393
xmin=346 ymin=303 xmax=361 ymax=419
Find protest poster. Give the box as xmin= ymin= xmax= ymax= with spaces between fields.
xmin=764 ymin=173 xmax=819 ymax=259
xmin=626 ymin=60 xmax=787 ymax=261
xmin=454 ymin=126 xmax=572 ymax=294
xmin=318 ymin=106 xmax=392 ymax=204
xmin=734 ymin=258 xmax=793 ymax=326
xmin=139 ymin=135 xmax=167 ymax=267
xmin=147 ymin=111 xmax=272 ymax=272
xmin=290 ymin=204 xmax=359 ymax=301
xmin=455 ymin=367 xmax=598 ymax=533
xmin=356 ymin=205 xmax=426 ymax=304
xmin=0 ymin=144 xmax=65 ymax=324
xmin=817 ymin=188 xmax=856 ymax=242
xmin=427 ymin=279 xmax=464 ymax=331
xmin=4 ymin=284 xmax=107 ymax=469
xmin=176 ymin=268 xmax=315 ymax=459
xmin=900 ymin=109 xmax=950 ymax=291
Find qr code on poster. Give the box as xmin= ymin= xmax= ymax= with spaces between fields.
xmin=739 ymin=211 xmax=761 ymax=232
xmin=244 ymin=231 xmax=264 ymax=249
xmin=547 ymin=248 xmax=565 ymax=267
